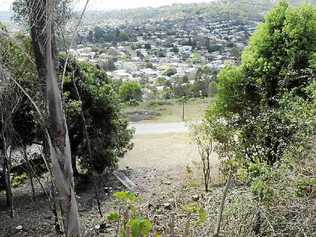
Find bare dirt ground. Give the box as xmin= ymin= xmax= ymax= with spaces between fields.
xmin=120 ymin=133 xmax=199 ymax=173
xmin=0 ymin=132 xmax=220 ymax=237
xmin=129 ymin=122 xmax=189 ymax=135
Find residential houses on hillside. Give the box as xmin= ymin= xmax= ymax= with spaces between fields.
xmin=68 ymin=15 xmax=259 ymax=98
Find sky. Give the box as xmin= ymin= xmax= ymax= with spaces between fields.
xmin=0 ymin=0 xmax=214 ymax=11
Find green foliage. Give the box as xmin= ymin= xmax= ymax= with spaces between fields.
xmin=1 ymin=32 xmax=133 ymax=175
xmin=62 ymin=57 xmax=134 ymax=174
xmin=129 ymin=217 xmax=152 ymax=237
xmin=113 ymin=191 xmax=138 ymax=203
xmin=190 ymin=121 xmax=215 ymax=191
xmin=106 ymin=192 xmax=153 ymax=237
xmin=183 ymin=203 xmax=208 ymax=225
xmin=160 ymin=66 xmax=216 ymax=99
xmin=207 ymin=44 xmax=223 ymax=53
xmin=192 ymin=52 xmax=202 ymax=64
xmin=11 ymin=173 xmax=27 ymax=188
xmin=208 ymin=1 xmax=316 ymax=164
xmin=119 ymin=81 xmax=143 ymax=104
xmin=218 ymin=152 xmax=316 ymax=236
xmin=250 ymin=178 xmax=274 ymax=202
xmin=0 ymin=31 xmax=40 ymax=149
xmin=211 ymin=66 xmax=244 ymax=116
xmin=93 ymin=27 xmax=131 ymax=43
xmin=107 ymin=212 xmax=120 ymax=222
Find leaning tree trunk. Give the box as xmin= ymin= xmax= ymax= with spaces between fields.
xmin=28 ymin=0 xmax=80 ymax=235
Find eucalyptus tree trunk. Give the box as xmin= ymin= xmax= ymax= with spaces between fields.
xmin=27 ymin=0 xmax=80 ymax=235
xmin=23 ymin=146 xmax=36 ymax=200
xmin=1 ymin=114 xmax=13 ymax=218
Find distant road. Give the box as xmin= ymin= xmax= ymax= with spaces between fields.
xmin=129 ymin=122 xmax=189 ymax=135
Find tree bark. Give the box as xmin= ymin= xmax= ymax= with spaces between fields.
xmin=1 ymin=114 xmax=13 ymax=218
xmin=213 ymin=171 xmax=233 ymax=237
xmin=28 ymin=1 xmax=81 ymax=235
xmin=71 ymin=155 xmax=79 ymax=178
xmin=3 ymin=154 xmax=13 ymax=217
xmin=23 ymin=147 xmax=36 ymax=200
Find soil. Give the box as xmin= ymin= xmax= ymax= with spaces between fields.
xmin=0 ymin=167 xmax=212 ymax=237
xmin=0 ymin=133 xmax=218 ymax=237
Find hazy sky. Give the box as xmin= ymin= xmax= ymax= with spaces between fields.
xmin=0 ymin=0 xmax=214 ymax=11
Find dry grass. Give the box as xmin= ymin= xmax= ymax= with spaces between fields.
xmin=123 ymin=98 xmax=211 ymax=123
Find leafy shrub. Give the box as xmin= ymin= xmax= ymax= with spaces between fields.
xmin=12 ymin=173 xmax=27 ymax=188
xmin=183 ymin=203 xmax=208 ymax=226
xmin=119 ymin=81 xmax=143 ymax=105
xmin=62 ymin=57 xmax=134 ymax=174
xmin=106 ymin=191 xmax=153 ymax=237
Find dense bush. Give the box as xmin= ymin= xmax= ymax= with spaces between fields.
xmin=119 ymin=81 xmax=143 ymax=104
xmin=62 ymin=57 xmax=134 ymax=174
xmin=94 ymin=26 xmax=131 ymax=43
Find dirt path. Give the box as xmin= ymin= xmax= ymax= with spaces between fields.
xmin=129 ymin=122 xmax=189 ymax=135
xmin=119 ymin=133 xmax=199 ymax=176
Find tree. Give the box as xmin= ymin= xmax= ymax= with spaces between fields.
xmin=62 ymin=57 xmax=134 ymax=175
xmin=0 ymin=69 xmax=18 ymax=218
xmin=176 ymin=96 xmax=189 ymax=121
xmin=1 ymin=22 xmax=134 ymax=230
xmin=87 ymin=30 xmax=94 ymax=43
xmin=0 ymin=28 xmax=133 ymax=176
xmin=192 ymin=52 xmax=202 ymax=64
xmin=119 ymin=81 xmax=143 ymax=104
xmin=208 ymin=1 xmax=316 ymax=164
xmin=191 ymin=122 xmax=215 ymax=192
xmin=26 ymin=0 xmax=81 ymax=235
xmin=0 ymin=22 xmax=43 ymax=216
xmin=94 ymin=26 xmax=105 ymax=43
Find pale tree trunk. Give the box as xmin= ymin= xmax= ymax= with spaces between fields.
xmin=28 ymin=0 xmax=81 ymax=235
xmin=213 ymin=171 xmax=233 ymax=237
xmin=23 ymin=146 xmax=36 ymax=200
xmin=1 ymin=114 xmax=13 ymax=218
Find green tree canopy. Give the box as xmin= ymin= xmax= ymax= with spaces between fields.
xmin=119 ymin=81 xmax=143 ymax=104
xmin=0 ymin=31 xmax=134 ymax=175
xmin=208 ymin=1 xmax=316 ymax=164
xmin=62 ymin=57 xmax=134 ymax=174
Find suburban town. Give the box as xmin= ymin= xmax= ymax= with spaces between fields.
xmin=69 ymin=5 xmax=259 ymax=99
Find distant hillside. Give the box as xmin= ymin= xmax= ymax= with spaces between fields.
xmin=83 ymin=0 xmax=272 ymax=27
xmin=83 ymin=0 xmax=316 ymax=27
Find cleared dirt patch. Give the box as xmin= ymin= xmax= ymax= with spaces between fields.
xmin=0 ymin=133 xmax=220 ymax=236
xmin=120 ymin=133 xmax=198 ymax=172
xmin=119 ymin=133 xmax=219 ymax=179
